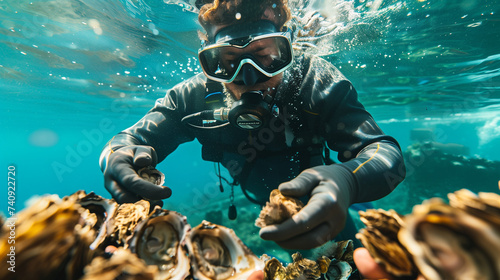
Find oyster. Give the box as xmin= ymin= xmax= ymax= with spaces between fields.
xmin=286 ymin=252 xmax=330 ymax=280
xmin=138 ymin=166 xmax=165 ymax=186
xmin=108 ymin=200 xmax=151 ymax=247
xmin=68 ymin=191 xmax=151 ymax=249
xmin=356 ymin=209 xmax=417 ymax=278
xmin=188 ymin=221 xmax=265 ymax=280
xmin=65 ymin=191 xmax=119 ymax=250
xmin=448 ymin=188 xmax=500 ymax=228
xmin=0 ymin=194 xmax=95 ymax=280
xmin=316 ymin=240 xmax=355 ymax=280
xmin=262 ymin=252 xmax=330 ymax=280
xmin=325 ymin=260 xmax=352 ymax=280
xmin=398 ymin=197 xmax=500 ymax=280
xmin=81 ymin=247 xmax=158 ymax=280
xmin=263 ymin=257 xmax=287 ymax=280
xmin=255 ymin=189 xmax=304 ymax=228
xmin=129 ymin=207 xmax=191 ymax=280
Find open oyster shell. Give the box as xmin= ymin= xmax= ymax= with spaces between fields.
xmin=129 ymin=207 xmax=191 ymax=280
xmin=0 ymin=194 xmax=95 ymax=280
xmin=66 ymin=191 xmax=119 ymax=250
xmin=138 ymin=166 xmax=165 ymax=186
xmin=399 ymin=197 xmax=500 ymax=280
xmin=356 ymin=209 xmax=417 ymax=278
xmin=188 ymin=221 xmax=265 ymax=280
xmin=255 ymin=189 xmax=304 ymax=228
xmin=319 ymin=240 xmax=355 ymax=280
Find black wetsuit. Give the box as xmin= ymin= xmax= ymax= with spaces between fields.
xmin=100 ymin=52 xmax=405 ymax=210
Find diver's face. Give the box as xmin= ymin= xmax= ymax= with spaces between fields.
xmin=218 ymin=35 xmax=284 ymax=100
xmin=213 ymin=8 xmax=283 ymax=100
xmin=219 ymin=37 xmax=282 ymax=71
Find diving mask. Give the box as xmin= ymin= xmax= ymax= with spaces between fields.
xmin=199 ymin=20 xmax=294 ymax=85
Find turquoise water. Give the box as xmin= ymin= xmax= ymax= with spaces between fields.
xmin=1 ymin=0 xmax=500 ymax=258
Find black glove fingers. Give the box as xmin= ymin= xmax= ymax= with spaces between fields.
xmin=118 ymin=169 xmax=172 ymax=200
xmin=259 ymin=189 xmax=341 ymax=242
xmin=133 ymin=146 xmax=158 ymax=168
xmin=259 ymin=206 xmax=321 ymax=242
xmin=109 ymin=161 xmax=168 ymax=200
xmin=279 ymin=169 xmax=321 ymax=196
xmin=105 ymin=178 xmax=140 ymax=203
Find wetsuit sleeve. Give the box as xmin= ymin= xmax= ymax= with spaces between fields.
xmin=304 ymin=57 xmax=406 ymax=204
xmin=99 ymin=76 xmax=204 ymax=171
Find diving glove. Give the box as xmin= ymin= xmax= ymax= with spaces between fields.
xmin=259 ymin=164 xmax=355 ymax=249
xmin=103 ymin=145 xmax=172 ymax=205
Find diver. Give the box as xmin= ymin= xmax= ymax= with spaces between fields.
xmin=99 ymin=0 xmax=406 ymax=250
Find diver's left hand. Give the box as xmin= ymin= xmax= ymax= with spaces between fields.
xmin=259 ymin=165 xmax=354 ymax=249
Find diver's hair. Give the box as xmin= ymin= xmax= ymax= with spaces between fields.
xmin=198 ymin=0 xmax=291 ymax=38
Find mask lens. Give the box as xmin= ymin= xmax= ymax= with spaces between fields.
xmin=199 ymin=35 xmax=292 ymax=83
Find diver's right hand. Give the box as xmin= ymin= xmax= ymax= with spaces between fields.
xmin=103 ymin=145 xmax=172 ymax=205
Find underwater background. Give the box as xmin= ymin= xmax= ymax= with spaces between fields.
xmin=1 ymin=0 xmax=499 ymax=260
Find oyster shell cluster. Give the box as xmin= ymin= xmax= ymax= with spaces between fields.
xmin=0 ymin=191 xmax=264 ymax=280
xmin=0 ymin=189 xmax=360 ymax=280
xmin=262 ymin=240 xmax=356 ymax=280
xmin=356 ymin=188 xmax=500 ymax=280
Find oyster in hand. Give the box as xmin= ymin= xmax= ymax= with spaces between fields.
xmin=138 ymin=166 xmax=165 ymax=186
xmin=255 ymin=189 xmax=304 ymax=228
